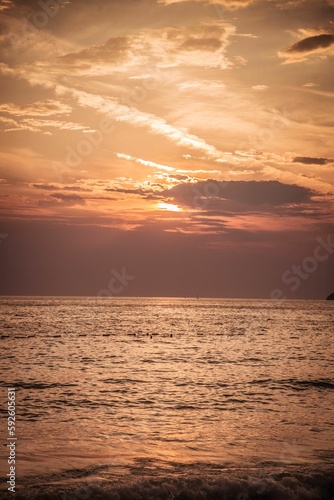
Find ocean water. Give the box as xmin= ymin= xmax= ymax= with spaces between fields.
xmin=0 ymin=297 xmax=333 ymax=499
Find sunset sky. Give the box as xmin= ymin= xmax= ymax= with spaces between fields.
xmin=0 ymin=0 xmax=333 ymax=297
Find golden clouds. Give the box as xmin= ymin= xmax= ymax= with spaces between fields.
xmin=0 ymin=100 xmax=72 ymax=117
xmin=55 ymin=21 xmax=234 ymax=75
xmin=60 ymin=36 xmax=130 ymax=69
xmin=0 ymin=100 xmax=93 ymax=134
xmin=0 ymin=0 xmax=333 ymax=233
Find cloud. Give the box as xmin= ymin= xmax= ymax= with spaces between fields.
xmin=161 ymin=22 xmax=234 ymax=69
xmin=279 ymin=33 xmax=334 ymax=63
xmin=0 ymin=116 xmax=40 ymax=134
xmin=0 ymin=100 xmax=72 ymax=117
xmin=32 ymin=183 xmax=90 ymax=192
xmin=73 ymin=89 xmax=223 ymax=158
xmin=0 ymin=116 xmax=94 ymax=134
xmin=0 ymin=62 xmax=17 ymax=76
xmin=251 ymin=85 xmax=268 ymax=92
xmin=60 ymin=36 xmax=130 ymax=68
xmin=51 ymin=193 xmax=85 ymax=203
xmin=0 ymin=10 xmax=73 ymax=64
xmin=158 ymin=0 xmax=255 ymax=8
xmin=0 ymin=100 xmax=94 ymax=134
xmin=302 ymin=82 xmax=319 ymax=87
xmin=116 ymin=153 xmax=175 ymax=172
xmin=0 ymin=0 xmax=333 ymax=237
xmin=55 ymin=22 xmax=234 ymax=76
xmin=162 ymin=180 xmax=317 ymax=214
xmin=116 ymin=153 xmax=223 ymax=179
xmin=177 ymin=80 xmax=226 ymax=91
xmin=0 ymin=0 xmax=13 ymax=12
xmin=40 ymin=192 xmax=86 ymax=206
xmin=287 ymin=34 xmax=334 ymax=53
xmin=293 ymin=156 xmax=332 ymax=165
xmin=261 ymin=166 xmax=333 ymax=195
xmin=33 ymin=184 xmax=60 ymax=191
xmin=105 ymin=187 xmax=152 ymax=197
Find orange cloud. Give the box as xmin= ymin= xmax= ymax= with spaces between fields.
xmin=158 ymin=0 xmax=255 ymax=8
xmin=55 ymin=22 xmax=235 ymax=76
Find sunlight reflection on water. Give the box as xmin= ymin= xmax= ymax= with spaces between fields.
xmin=1 ymin=298 xmax=333 ymax=478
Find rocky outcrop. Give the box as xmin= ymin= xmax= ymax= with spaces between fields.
xmin=326 ymin=292 xmax=334 ymax=300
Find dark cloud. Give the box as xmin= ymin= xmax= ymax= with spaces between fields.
xmin=105 ymin=187 xmax=153 ymax=196
xmin=286 ymin=34 xmax=334 ymax=54
xmin=169 ymin=174 xmax=190 ymax=181
xmin=62 ymin=185 xmax=91 ymax=192
xmin=33 ymin=183 xmax=90 ymax=191
xmin=50 ymin=192 xmax=85 ymax=205
xmin=163 ymin=180 xmax=315 ymax=208
xmin=33 ymin=183 xmax=59 ymax=190
xmin=293 ymin=156 xmax=332 ymax=165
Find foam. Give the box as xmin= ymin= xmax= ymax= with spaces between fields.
xmin=1 ymin=468 xmax=333 ymax=499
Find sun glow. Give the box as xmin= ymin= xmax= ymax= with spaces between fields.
xmin=157 ymin=202 xmax=182 ymax=212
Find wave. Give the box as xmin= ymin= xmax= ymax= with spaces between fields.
xmin=285 ymin=379 xmax=334 ymax=390
xmin=250 ymin=378 xmax=334 ymax=391
xmin=2 ymin=381 xmax=78 ymax=390
xmin=1 ymin=467 xmax=333 ymax=499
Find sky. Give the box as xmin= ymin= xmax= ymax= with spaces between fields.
xmin=0 ymin=0 xmax=333 ymax=298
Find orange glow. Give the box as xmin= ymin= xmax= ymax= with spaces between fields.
xmin=157 ymin=202 xmax=182 ymax=212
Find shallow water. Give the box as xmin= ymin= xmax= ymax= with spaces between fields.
xmin=0 ymin=297 xmax=333 ymax=498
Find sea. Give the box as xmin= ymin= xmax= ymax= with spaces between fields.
xmin=0 ymin=297 xmax=333 ymax=499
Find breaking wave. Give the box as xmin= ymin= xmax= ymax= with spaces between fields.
xmin=1 ymin=467 xmax=334 ymax=500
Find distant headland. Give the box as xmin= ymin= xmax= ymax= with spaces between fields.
xmin=326 ymin=292 xmax=334 ymax=300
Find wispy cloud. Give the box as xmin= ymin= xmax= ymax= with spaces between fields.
xmin=116 ymin=153 xmax=175 ymax=172
xmin=251 ymin=85 xmax=269 ymax=92
xmin=0 ymin=100 xmax=72 ymax=117
xmin=158 ymin=0 xmax=255 ymax=8
xmin=73 ymin=89 xmax=224 ymax=158
xmin=116 ymin=153 xmax=223 ymax=179
xmin=0 ymin=116 xmax=94 ymax=135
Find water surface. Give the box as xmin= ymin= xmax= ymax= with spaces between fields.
xmin=1 ymin=298 xmax=333 ymax=498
